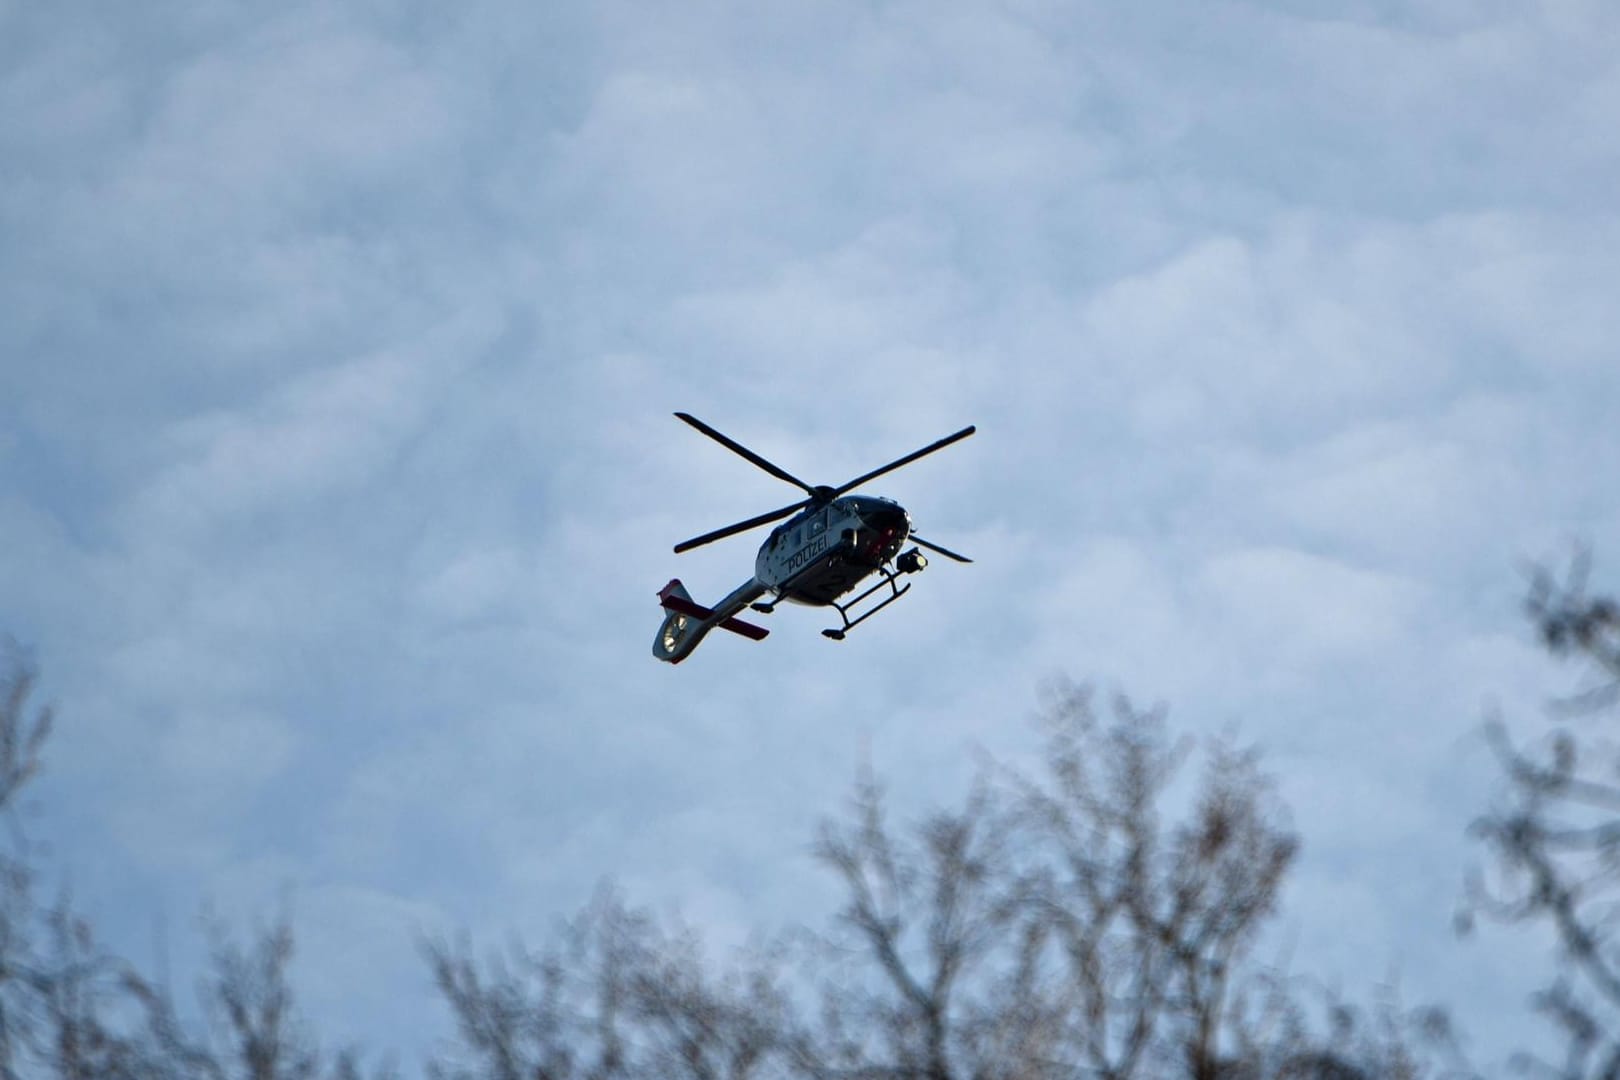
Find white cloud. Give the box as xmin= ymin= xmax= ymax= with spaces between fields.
xmin=152 ymin=359 xmax=425 ymax=516
xmin=113 ymin=11 xmax=452 ymax=225
xmin=1198 ymin=546 xmax=1421 ymax=663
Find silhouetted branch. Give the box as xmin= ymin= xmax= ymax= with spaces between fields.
xmin=1468 ymin=556 xmax=1620 ymax=1077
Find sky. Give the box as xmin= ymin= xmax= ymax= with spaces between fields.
xmin=3 ymin=0 xmax=1620 ymax=1071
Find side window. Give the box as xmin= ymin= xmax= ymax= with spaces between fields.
xmin=792 ymin=529 xmax=802 ymax=547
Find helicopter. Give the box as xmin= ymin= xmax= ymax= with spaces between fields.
xmin=654 ymin=412 xmax=975 ymax=664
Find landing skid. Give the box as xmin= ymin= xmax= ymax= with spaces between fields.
xmin=821 ymin=561 xmax=912 ymax=641
xmin=749 ymin=548 xmax=929 ymax=642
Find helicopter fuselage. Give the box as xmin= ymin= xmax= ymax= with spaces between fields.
xmin=755 ymin=495 xmax=910 ymax=606
xmin=654 ymin=412 xmax=972 ymax=663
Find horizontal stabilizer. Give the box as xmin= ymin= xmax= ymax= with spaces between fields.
xmin=659 ymin=591 xmax=770 ymax=641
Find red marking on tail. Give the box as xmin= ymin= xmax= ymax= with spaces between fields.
xmin=658 ymin=582 xmax=769 ymax=641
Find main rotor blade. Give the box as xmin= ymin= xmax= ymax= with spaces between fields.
xmin=911 ymin=535 xmax=973 ymax=563
xmin=832 ymin=425 xmax=976 ymax=497
xmin=674 ymin=412 xmax=817 ymax=497
xmin=674 ymin=498 xmax=810 ymax=554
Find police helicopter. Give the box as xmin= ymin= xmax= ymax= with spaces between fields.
xmin=654 ymin=412 xmax=975 ymax=664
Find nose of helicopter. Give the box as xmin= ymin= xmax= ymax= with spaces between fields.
xmin=863 ymin=505 xmax=910 ymax=536
xmin=859 ymin=505 xmax=911 ymax=566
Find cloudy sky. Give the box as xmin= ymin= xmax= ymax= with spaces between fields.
xmin=4 ymin=0 xmax=1620 ymax=1070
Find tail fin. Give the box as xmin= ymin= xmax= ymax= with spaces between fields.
xmin=654 ymin=580 xmax=709 ymax=664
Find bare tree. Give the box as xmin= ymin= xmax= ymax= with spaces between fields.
xmin=805 ymin=770 xmax=1022 ymax=1080
xmin=427 ymin=883 xmax=795 ymax=1080
xmin=0 ymin=645 xmax=387 ymax=1080
xmin=795 ymin=685 xmax=1455 ymax=1080
xmin=1466 ymin=555 xmax=1620 ymax=1078
xmin=0 ymin=643 xmax=108 ymax=1080
xmin=432 ymin=683 xmax=1465 ymax=1080
xmin=1002 ymin=686 xmax=1299 ymax=1080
